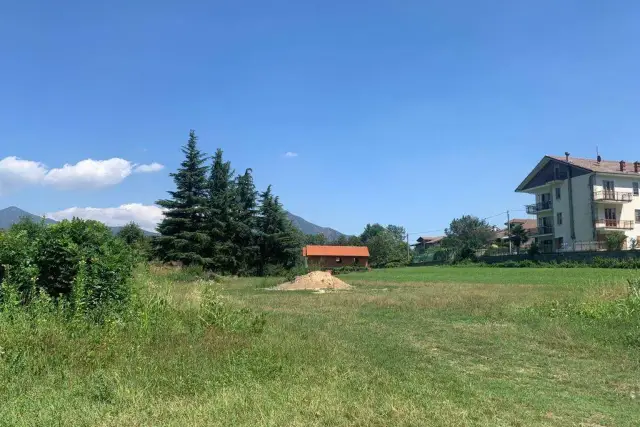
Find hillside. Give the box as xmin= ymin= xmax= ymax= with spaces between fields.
xmin=0 ymin=207 xmax=157 ymax=236
xmin=286 ymin=212 xmax=343 ymax=241
xmin=1 ymin=207 xmax=342 ymax=240
xmin=0 ymin=206 xmax=57 ymax=229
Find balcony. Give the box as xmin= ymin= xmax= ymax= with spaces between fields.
xmin=594 ymin=219 xmax=635 ymax=230
xmin=531 ymin=226 xmax=554 ymax=236
xmin=593 ymin=191 xmax=633 ymax=203
xmin=525 ymin=201 xmax=553 ymax=214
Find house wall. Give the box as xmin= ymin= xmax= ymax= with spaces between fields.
xmin=592 ymin=173 xmax=640 ymax=243
xmin=569 ymin=173 xmax=595 ymax=243
xmin=306 ymin=256 xmax=369 ymax=268
xmin=528 ymin=173 xmax=640 ymax=250
xmin=530 ymin=173 xmax=596 ymax=249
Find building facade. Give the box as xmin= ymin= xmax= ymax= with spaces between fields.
xmin=516 ymin=154 xmax=640 ymax=252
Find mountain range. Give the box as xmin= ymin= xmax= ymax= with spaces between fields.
xmin=0 ymin=207 xmax=343 ymax=240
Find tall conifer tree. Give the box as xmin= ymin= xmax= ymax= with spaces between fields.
xmin=156 ymin=130 xmax=209 ymax=265
xmin=206 ymin=149 xmax=238 ymax=273
xmin=234 ymin=169 xmax=259 ymax=274
xmin=256 ymin=186 xmax=301 ymax=274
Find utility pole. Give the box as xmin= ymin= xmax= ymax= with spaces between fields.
xmin=406 ymin=233 xmax=411 ymax=262
xmin=507 ymin=210 xmax=512 ymax=254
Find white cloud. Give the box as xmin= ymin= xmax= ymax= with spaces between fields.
xmin=134 ymin=162 xmax=164 ymax=173
xmin=284 ymin=152 xmax=298 ymax=158
xmin=47 ymin=203 xmax=165 ymax=231
xmin=0 ymin=156 xmax=165 ymax=194
xmin=43 ymin=158 xmax=134 ymax=189
xmin=0 ymin=156 xmax=48 ymax=195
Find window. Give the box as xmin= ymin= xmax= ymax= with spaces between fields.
xmin=556 ymin=212 xmax=563 ymax=225
xmin=605 ymin=208 xmax=617 ymax=220
xmin=336 ymin=257 xmax=342 ymax=264
xmin=354 ymin=257 xmax=360 ymax=265
xmin=636 ymin=210 xmax=640 ymax=222
xmin=634 ymin=182 xmax=639 ymax=196
xmin=555 ymin=188 xmax=561 ymax=200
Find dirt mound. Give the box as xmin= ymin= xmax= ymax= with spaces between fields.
xmin=275 ymin=271 xmax=352 ymax=291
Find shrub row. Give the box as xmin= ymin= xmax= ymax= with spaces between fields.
xmin=451 ymin=257 xmax=640 ymax=269
xmin=0 ymin=219 xmax=136 ymax=318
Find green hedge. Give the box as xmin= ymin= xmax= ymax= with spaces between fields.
xmin=0 ymin=219 xmax=136 ymax=317
xmin=453 ymin=257 xmax=640 ymax=269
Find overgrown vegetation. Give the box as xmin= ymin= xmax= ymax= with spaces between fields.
xmin=2 ymin=266 xmax=640 ymax=425
xmin=0 ymin=218 xmax=135 ymax=318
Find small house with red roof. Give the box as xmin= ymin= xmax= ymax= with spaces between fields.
xmin=303 ymin=245 xmax=370 ymax=268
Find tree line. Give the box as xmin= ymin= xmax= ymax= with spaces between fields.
xmin=155 ymin=130 xmax=300 ymax=275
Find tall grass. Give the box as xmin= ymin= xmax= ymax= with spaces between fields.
xmin=2 ymin=265 xmax=640 ymax=425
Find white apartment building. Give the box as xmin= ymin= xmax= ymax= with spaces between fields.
xmin=516 ymin=154 xmax=640 ymax=252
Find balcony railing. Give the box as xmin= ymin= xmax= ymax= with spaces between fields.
xmin=594 ymin=219 xmax=635 ymax=229
xmin=593 ymin=191 xmax=633 ymax=202
xmin=532 ymin=226 xmax=554 ymax=235
xmin=525 ymin=201 xmax=553 ymax=214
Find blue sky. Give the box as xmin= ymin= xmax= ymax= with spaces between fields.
xmin=2 ymin=1 xmax=640 ymax=236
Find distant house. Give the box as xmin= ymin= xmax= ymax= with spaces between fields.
xmin=493 ymin=219 xmax=537 ymax=247
xmin=303 ymin=245 xmax=370 ymax=268
xmin=415 ymin=236 xmax=444 ymax=251
xmin=509 ymin=218 xmax=537 ymax=233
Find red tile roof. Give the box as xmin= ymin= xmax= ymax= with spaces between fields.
xmin=508 ymin=218 xmax=537 ymax=231
xmin=303 ymin=245 xmax=370 ymax=257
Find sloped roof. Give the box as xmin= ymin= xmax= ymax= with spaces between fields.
xmin=508 ymin=218 xmax=537 ymax=230
xmin=303 ymin=245 xmax=370 ymax=257
xmin=517 ymin=155 xmax=640 ymax=192
xmin=548 ymin=155 xmax=640 ymax=175
xmin=416 ymin=236 xmax=444 ymax=244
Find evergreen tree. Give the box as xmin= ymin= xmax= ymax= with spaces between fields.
xmin=256 ymin=186 xmax=301 ymax=275
xmin=205 ymin=148 xmax=238 ymax=273
xmin=234 ymin=168 xmax=259 ymax=275
xmin=156 ymin=130 xmax=210 ymax=265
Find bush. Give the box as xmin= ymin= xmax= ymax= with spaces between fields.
xmin=329 ymin=266 xmax=369 ymax=275
xmin=0 ymin=219 xmax=136 ymax=318
xmin=606 ymin=231 xmax=627 ymax=251
xmin=432 ymin=249 xmax=451 ymax=262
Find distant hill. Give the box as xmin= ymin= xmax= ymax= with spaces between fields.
xmin=0 ymin=206 xmax=57 ymax=229
xmin=0 ymin=206 xmax=157 ymax=236
xmin=108 ymin=226 xmax=158 ymax=237
xmin=1 ymin=206 xmax=337 ymax=240
xmin=286 ymin=212 xmax=343 ymax=241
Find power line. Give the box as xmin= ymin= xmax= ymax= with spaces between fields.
xmin=407 ymin=208 xmax=532 ymax=236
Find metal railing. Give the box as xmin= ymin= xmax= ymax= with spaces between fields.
xmin=531 ymin=226 xmax=554 ymax=235
xmin=593 ymin=191 xmax=633 ymax=202
xmin=525 ymin=201 xmax=553 ymax=214
xmin=559 ymin=241 xmax=607 ymax=252
xmin=594 ymin=219 xmax=635 ymax=229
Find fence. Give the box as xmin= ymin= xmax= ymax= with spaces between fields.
xmin=410 ymin=240 xmax=631 ymax=266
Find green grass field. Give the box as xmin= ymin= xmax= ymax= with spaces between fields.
xmin=2 ymin=266 xmax=639 ymax=426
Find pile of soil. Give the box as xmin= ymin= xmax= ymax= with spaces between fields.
xmin=275 ymin=271 xmax=352 ymax=291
